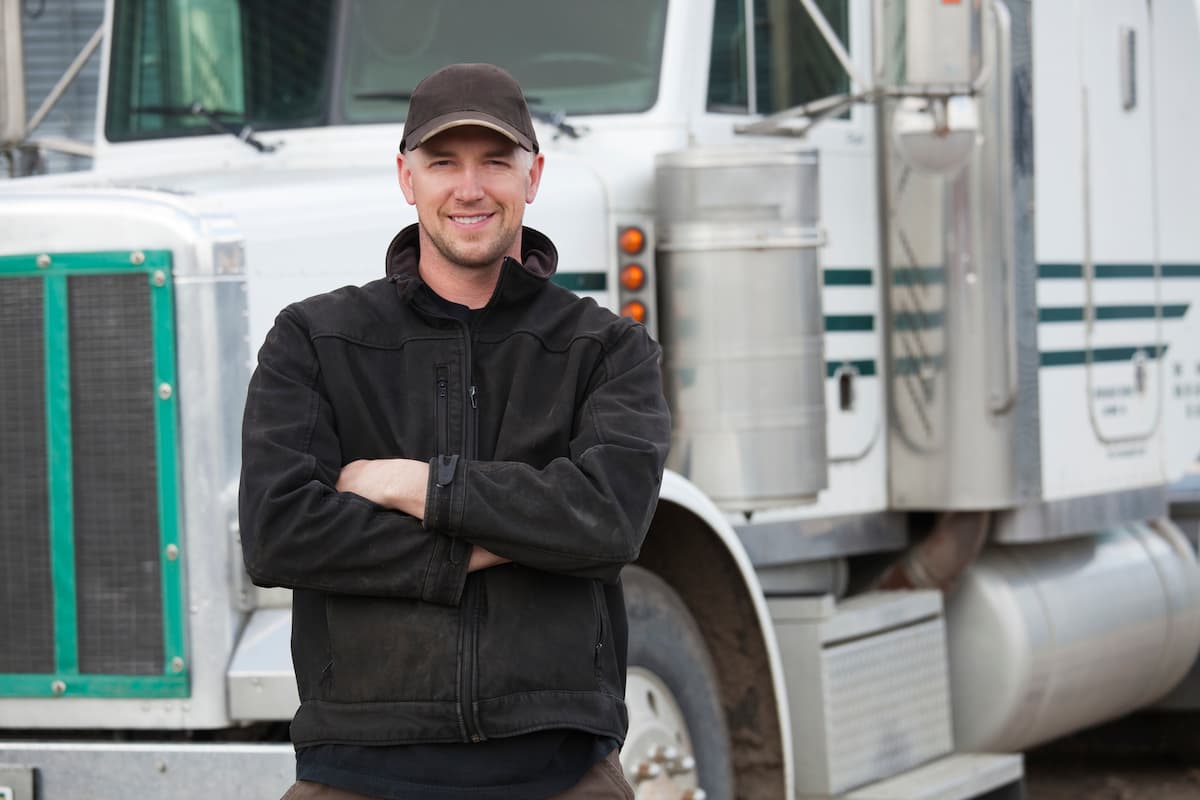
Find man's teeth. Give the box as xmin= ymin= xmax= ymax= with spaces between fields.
xmin=453 ymin=215 xmax=489 ymax=224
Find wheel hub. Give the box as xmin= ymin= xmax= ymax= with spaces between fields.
xmin=622 ymin=666 xmax=706 ymax=800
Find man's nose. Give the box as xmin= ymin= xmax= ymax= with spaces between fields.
xmin=453 ymin=167 xmax=485 ymax=201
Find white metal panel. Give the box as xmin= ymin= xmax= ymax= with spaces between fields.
xmin=1153 ymin=0 xmax=1200 ymax=479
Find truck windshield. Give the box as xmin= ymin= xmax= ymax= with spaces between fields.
xmin=335 ymin=0 xmax=669 ymax=123
xmin=105 ymin=0 xmax=668 ymax=143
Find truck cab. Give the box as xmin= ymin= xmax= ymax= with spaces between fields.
xmin=4 ymin=1 xmax=1200 ymax=798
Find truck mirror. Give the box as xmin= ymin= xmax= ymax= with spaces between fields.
xmin=1 ymin=0 xmax=27 ymax=148
xmin=877 ymin=0 xmax=984 ymax=92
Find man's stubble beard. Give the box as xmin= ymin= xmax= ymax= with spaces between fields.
xmin=426 ymin=217 xmax=521 ymax=271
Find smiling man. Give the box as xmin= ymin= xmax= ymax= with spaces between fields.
xmin=239 ymin=63 xmax=671 ymax=799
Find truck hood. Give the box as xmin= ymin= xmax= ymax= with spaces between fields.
xmin=6 ymin=148 xmax=610 ymax=349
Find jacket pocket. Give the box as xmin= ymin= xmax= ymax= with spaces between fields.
xmin=475 ymin=566 xmax=601 ymax=699
xmin=324 ymin=594 xmax=460 ymax=704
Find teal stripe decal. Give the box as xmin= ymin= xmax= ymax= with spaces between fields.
xmin=149 ymin=265 xmax=186 ymax=681
xmin=1039 ymin=263 xmax=1200 ymax=280
xmin=1094 ymin=264 xmax=1154 ymax=279
xmin=44 ymin=275 xmax=78 ymax=675
xmin=826 ymin=359 xmax=877 ymax=378
xmin=1039 ymin=304 xmax=1189 ymax=322
xmin=824 ymin=268 xmax=873 ymax=286
xmin=894 ymin=310 xmax=945 ymax=331
xmin=0 ymin=674 xmax=189 ymax=698
xmin=552 ymin=272 xmax=607 ymax=292
xmin=892 ymin=267 xmax=945 ymax=286
xmin=1040 ymin=344 xmax=1167 ymax=367
xmin=825 ymin=314 xmax=874 ymax=332
xmin=0 ymin=251 xmax=173 ymax=275
xmin=1038 ymin=263 xmax=1083 ymax=279
xmin=895 ymin=354 xmax=945 ymax=375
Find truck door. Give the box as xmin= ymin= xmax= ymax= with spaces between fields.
xmin=1079 ymin=0 xmax=1162 ymax=443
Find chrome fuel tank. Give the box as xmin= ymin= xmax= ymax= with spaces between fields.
xmin=655 ymin=146 xmax=828 ymax=510
xmin=945 ymin=519 xmax=1200 ymax=751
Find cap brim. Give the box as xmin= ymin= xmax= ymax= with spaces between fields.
xmin=404 ymin=111 xmax=536 ymax=152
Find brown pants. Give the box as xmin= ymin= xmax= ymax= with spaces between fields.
xmin=280 ymin=749 xmax=634 ymax=800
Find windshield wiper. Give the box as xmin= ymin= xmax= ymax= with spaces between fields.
xmin=527 ymin=107 xmax=583 ymax=140
xmin=131 ymin=102 xmax=278 ymax=153
xmin=353 ymin=90 xmax=412 ymax=101
xmin=354 ymin=91 xmax=584 ymax=140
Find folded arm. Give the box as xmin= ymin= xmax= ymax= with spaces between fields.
xmin=238 ymin=308 xmax=471 ymax=605
xmin=426 ymin=324 xmax=671 ymax=582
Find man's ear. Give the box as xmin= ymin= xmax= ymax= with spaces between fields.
xmin=525 ymin=152 xmax=546 ymax=204
xmin=397 ymin=152 xmax=417 ymax=205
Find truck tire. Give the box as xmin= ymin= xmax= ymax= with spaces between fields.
xmin=623 ymin=565 xmax=735 ymax=800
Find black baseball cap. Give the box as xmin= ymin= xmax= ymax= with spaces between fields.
xmin=400 ymin=63 xmax=539 ymax=154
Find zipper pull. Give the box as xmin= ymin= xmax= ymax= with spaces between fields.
xmin=469 ymin=385 xmax=478 ymax=409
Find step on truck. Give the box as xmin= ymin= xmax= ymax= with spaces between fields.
xmin=3 ymin=0 xmax=1200 ymax=797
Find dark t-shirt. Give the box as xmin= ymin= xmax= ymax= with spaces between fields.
xmin=298 ymin=290 xmax=614 ymax=799
xmin=296 ymin=733 xmax=615 ymax=800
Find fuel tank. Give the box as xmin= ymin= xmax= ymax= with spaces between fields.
xmin=945 ymin=519 xmax=1200 ymax=750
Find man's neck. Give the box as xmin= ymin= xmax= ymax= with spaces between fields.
xmin=416 ymin=230 xmax=521 ymax=310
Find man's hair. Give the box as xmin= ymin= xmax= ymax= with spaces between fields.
xmin=403 ymin=138 xmax=535 ymax=171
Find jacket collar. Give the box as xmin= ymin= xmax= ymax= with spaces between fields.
xmin=385 ymin=223 xmax=558 ymax=309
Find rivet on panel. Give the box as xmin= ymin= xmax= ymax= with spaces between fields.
xmin=36 ymin=254 xmax=51 ymax=269
xmin=158 ymin=382 xmax=173 ymax=400
xmin=152 ymin=270 xmax=167 ymax=287
xmin=131 ymin=251 xmax=146 ymax=266
xmin=165 ymin=544 xmax=180 ymax=561
xmin=170 ymin=656 xmax=185 ymax=673
xmin=51 ymin=680 xmax=66 ymax=696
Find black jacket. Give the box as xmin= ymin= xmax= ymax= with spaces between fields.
xmin=239 ymin=225 xmax=671 ymax=747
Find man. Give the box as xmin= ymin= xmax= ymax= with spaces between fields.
xmin=239 ymin=63 xmax=671 ymax=799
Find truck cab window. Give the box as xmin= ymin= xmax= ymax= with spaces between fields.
xmin=106 ymin=0 xmax=332 ymax=142
xmin=753 ymin=0 xmax=849 ymax=113
xmin=708 ymin=0 xmax=749 ymax=112
xmin=334 ymin=0 xmax=669 ymax=123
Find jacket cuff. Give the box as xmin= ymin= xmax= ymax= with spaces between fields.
xmin=420 ymin=535 xmax=470 ymax=605
xmin=423 ymin=454 xmax=465 ymax=532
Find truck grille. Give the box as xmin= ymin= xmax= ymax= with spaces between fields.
xmin=0 ymin=252 xmax=182 ymax=694
xmin=0 ymin=278 xmax=55 ymax=675
xmin=69 ymin=275 xmax=164 ymax=675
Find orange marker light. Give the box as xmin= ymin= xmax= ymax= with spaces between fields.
xmin=620 ymin=264 xmax=646 ymax=291
xmin=621 ymin=300 xmax=647 ymax=324
xmin=619 ymin=227 xmax=646 ymax=255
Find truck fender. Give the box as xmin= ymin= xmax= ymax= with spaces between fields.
xmin=634 ymin=469 xmax=794 ymax=800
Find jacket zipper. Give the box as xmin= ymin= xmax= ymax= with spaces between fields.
xmin=591 ymin=581 xmax=606 ymax=675
xmin=457 ymin=319 xmax=485 ymax=743
xmin=435 ymin=366 xmax=449 ymax=456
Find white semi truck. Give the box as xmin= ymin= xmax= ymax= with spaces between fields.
xmin=3 ymin=0 xmax=1200 ymax=797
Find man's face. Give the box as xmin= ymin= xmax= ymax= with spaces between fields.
xmin=397 ymin=126 xmax=544 ymax=271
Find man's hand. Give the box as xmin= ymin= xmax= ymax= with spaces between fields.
xmin=469 ymin=546 xmax=511 ymax=573
xmin=337 ymin=458 xmax=429 ymax=519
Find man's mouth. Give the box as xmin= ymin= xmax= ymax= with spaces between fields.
xmin=450 ymin=213 xmax=492 ymax=226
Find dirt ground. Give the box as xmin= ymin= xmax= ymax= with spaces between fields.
xmin=1025 ymin=758 xmax=1200 ymax=799
xmin=1022 ymin=712 xmax=1200 ymax=800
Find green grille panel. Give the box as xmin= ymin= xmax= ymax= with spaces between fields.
xmin=69 ymin=274 xmax=165 ymax=675
xmin=0 ymin=250 xmax=187 ymax=698
xmin=0 ymin=278 xmax=55 ymax=674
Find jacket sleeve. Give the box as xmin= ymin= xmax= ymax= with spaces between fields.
xmin=239 ymin=307 xmax=470 ymax=604
xmin=424 ymin=323 xmax=671 ymax=582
